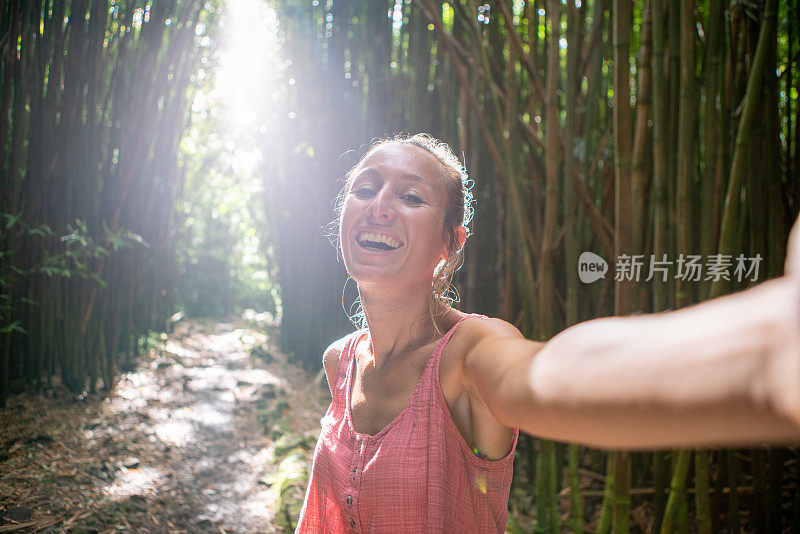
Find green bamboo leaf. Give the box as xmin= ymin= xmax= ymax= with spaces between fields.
xmin=93 ymin=246 xmax=110 ymax=258
xmin=2 ymin=212 xmax=23 ymax=230
xmin=90 ymin=273 xmax=107 ymax=289
xmin=20 ymin=297 xmax=39 ymax=307
xmin=124 ymin=231 xmax=152 ymax=249
xmin=1 ymin=321 xmax=27 ymax=335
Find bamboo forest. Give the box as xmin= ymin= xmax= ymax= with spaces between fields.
xmin=1 ymin=0 xmax=799 ymax=531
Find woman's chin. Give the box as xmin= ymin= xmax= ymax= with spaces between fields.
xmin=347 ymin=267 xmax=400 ymax=288
xmin=343 ymin=248 xmax=401 ymax=279
xmin=342 ymin=246 xmax=439 ymax=295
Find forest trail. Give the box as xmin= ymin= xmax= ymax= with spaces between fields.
xmin=0 ymin=318 xmax=328 ymax=533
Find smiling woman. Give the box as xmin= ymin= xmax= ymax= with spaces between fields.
xmin=294 ymin=133 xmax=800 ymax=534
xmin=335 ymin=135 xmax=472 ymax=326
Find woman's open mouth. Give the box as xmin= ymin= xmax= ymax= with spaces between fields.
xmin=356 ymin=232 xmax=403 ymax=252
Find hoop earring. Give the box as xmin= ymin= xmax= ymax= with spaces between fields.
xmin=341 ymin=276 xmax=364 ymax=328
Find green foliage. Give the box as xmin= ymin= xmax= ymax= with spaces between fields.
xmin=505 ymin=516 xmax=528 ymax=534
xmin=136 ymin=330 xmax=168 ymax=358
xmin=259 ymin=398 xmax=291 ymax=430
xmin=0 ymin=0 xmax=219 ymax=401
xmin=263 ymin=433 xmax=317 ymax=531
xmin=0 ymin=214 xmax=145 ymax=334
xmin=249 ymin=345 xmax=274 ymax=364
xmin=273 ymin=433 xmax=318 ymax=458
xmin=175 ymin=71 xmax=276 ymax=317
xmin=178 ymin=214 xmax=236 ymax=316
xmin=265 ymin=451 xmax=308 ymax=531
xmin=268 ymin=0 xmax=800 ymax=531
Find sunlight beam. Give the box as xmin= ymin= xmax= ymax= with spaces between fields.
xmin=215 ymin=0 xmax=281 ymax=141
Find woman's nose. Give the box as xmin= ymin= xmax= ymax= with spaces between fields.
xmin=368 ymin=189 xmax=395 ymax=220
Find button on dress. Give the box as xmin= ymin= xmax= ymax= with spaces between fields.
xmin=295 ymin=316 xmax=519 ymax=533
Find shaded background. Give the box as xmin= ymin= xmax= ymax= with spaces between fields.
xmin=1 ymin=0 xmax=799 ymax=531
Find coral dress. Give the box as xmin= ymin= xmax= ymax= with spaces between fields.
xmin=295 ymin=315 xmax=518 ymax=533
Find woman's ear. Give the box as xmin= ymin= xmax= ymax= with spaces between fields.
xmin=455 ymin=226 xmax=467 ymax=251
xmin=440 ymin=226 xmax=468 ymax=260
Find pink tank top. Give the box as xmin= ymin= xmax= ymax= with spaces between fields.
xmin=295 ymin=315 xmax=519 ymax=533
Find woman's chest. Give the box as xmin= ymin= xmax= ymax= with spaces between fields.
xmin=349 ymin=350 xmax=431 ymax=436
xmin=348 ymin=340 xmax=472 ymax=439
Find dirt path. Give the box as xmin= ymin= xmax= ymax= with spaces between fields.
xmin=0 ymin=318 xmax=329 ymax=533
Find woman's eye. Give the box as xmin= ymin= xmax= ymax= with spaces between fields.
xmin=401 ymin=193 xmax=424 ymax=205
xmin=352 ymin=187 xmax=375 ymax=199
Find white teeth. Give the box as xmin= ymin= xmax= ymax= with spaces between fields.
xmin=358 ymin=232 xmax=402 ymax=249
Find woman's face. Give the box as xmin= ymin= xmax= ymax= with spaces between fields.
xmin=339 ymin=143 xmax=451 ymax=292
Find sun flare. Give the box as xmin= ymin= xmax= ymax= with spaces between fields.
xmin=215 ymin=0 xmax=282 ymax=136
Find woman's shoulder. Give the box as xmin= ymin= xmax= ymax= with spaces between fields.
xmin=322 ymin=331 xmax=362 ymax=392
xmin=442 ymin=312 xmax=525 ymax=367
xmin=450 ymin=312 xmax=525 ymax=345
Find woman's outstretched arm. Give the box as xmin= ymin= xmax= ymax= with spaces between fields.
xmin=464 ymin=216 xmax=800 ymax=450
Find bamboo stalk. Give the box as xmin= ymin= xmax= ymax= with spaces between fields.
xmin=535 ymin=440 xmax=549 ymax=533
xmin=539 ymin=0 xmax=562 ymax=338
xmin=568 ymin=444 xmax=584 ymax=534
xmin=563 ymin=2 xmax=584 ymax=530
xmin=768 ymin=448 xmax=784 ymax=533
xmin=493 ymin=0 xmax=545 ymax=102
xmin=675 ymin=0 xmax=696 ymax=308
xmin=793 ymin=448 xmax=800 ymax=534
xmin=611 ymin=0 xmax=634 ymax=530
xmin=659 ymin=450 xmax=692 ymax=534
xmin=597 ymin=454 xmax=614 ymax=534
xmin=416 ymin=0 xmax=539 ymax=320
xmin=630 ymin=0 xmax=652 ymax=257
xmin=700 ymin=0 xmax=724 ymax=268
xmin=695 ymin=449 xmax=712 ymax=534
xmin=711 ymin=0 xmax=778 ymax=300
xmin=727 ymin=450 xmax=741 ymax=533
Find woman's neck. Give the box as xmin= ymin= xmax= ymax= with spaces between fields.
xmin=358 ymin=286 xmax=446 ymax=369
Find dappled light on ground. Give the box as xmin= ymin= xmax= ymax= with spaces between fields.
xmin=103 ymin=467 xmax=164 ymax=502
xmin=0 ymin=319 xmax=328 ymax=532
